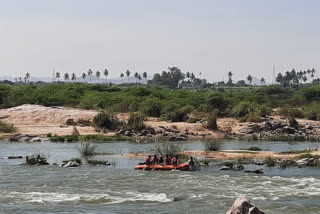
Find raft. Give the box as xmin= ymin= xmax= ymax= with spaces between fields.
xmin=134 ymin=163 xmax=189 ymax=171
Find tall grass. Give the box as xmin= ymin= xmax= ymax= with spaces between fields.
xmin=152 ymin=142 xmax=183 ymax=157
xmin=204 ymin=142 xmax=221 ymax=151
xmin=76 ymin=142 xmax=96 ymax=157
xmin=0 ymin=121 xmax=16 ymax=133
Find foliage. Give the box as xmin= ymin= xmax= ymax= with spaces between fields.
xmin=247 ymin=146 xmax=262 ymax=151
xmin=205 ymin=112 xmax=218 ymax=130
xmin=0 ymin=121 xmax=16 ymax=133
xmin=204 ymin=142 xmax=221 ymax=151
xmin=152 ymin=142 xmax=183 ymax=157
xmin=127 ymin=112 xmax=145 ymax=131
xmin=264 ymin=156 xmax=276 ymax=167
xmin=160 ymin=103 xmax=192 ymax=122
xmin=76 ymin=142 xmax=97 ymax=157
xmin=93 ymin=111 xmax=120 ymax=130
xmin=303 ymin=102 xmax=320 ymax=120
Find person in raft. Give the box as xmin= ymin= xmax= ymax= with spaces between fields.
xmin=151 ymin=154 xmax=159 ymax=164
xmin=145 ymin=155 xmax=151 ymax=165
xmin=171 ymin=155 xmax=179 ymax=165
xmin=188 ymin=156 xmax=195 ymax=167
xmin=165 ymin=155 xmax=171 ymax=165
xmin=158 ymin=156 xmax=164 ymax=165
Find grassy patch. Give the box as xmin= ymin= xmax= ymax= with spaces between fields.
xmin=204 ymin=142 xmax=222 ymax=151
xmin=264 ymin=156 xmax=276 ymax=167
xmin=0 ymin=121 xmax=16 ymax=133
xmin=223 ymin=150 xmax=257 ymax=154
xmin=298 ymin=153 xmax=320 ymax=159
xmin=247 ymin=146 xmax=262 ymax=151
xmin=280 ymin=149 xmax=311 ymax=154
xmin=87 ymin=159 xmax=109 ymax=165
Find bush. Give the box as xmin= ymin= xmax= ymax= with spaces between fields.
xmin=244 ymin=112 xmax=263 ymax=123
xmin=264 ymin=156 xmax=275 ymax=167
xmin=303 ymin=103 xmax=320 ymax=120
xmin=76 ymin=142 xmax=96 ymax=157
xmin=205 ymin=113 xmax=218 ymax=130
xmin=93 ymin=111 xmax=120 ymax=130
xmin=127 ymin=112 xmax=145 ymax=131
xmin=288 ymin=116 xmax=299 ymax=128
xmin=160 ymin=103 xmax=191 ymax=122
xmin=247 ymin=146 xmax=262 ymax=151
xmin=152 ymin=142 xmax=183 ymax=157
xmin=278 ymin=105 xmax=304 ymax=118
xmin=141 ymin=98 xmax=163 ymax=117
xmin=0 ymin=121 xmax=16 ymax=133
xmin=222 ymin=161 xmax=234 ymax=168
xmin=204 ymin=142 xmax=221 ymax=151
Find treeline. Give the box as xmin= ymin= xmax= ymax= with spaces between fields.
xmin=1 ymin=83 xmax=320 ymax=122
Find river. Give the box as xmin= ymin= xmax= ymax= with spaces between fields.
xmin=1 ymin=140 xmax=320 ymax=214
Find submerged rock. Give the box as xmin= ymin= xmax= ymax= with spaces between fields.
xmin=219 ymin=166 xmax=231 ymax=170
xmin=61 ymin=161 xmax=80 ymax=168
xmin=226 ymin=196 xmax=265 ymax=214
xmin=244 ymin=169 xmax=263 ymax=174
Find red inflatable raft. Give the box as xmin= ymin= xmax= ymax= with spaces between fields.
xmin=134 ymin=163 xmax=189 ymax=171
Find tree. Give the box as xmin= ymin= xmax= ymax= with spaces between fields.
xmin=190 ymin=73 xmax=195 ymax=81
xmin=247 ymin=75 xmax=253 ymax=84
xmin=260 ymin=77 xmax=266 ymax=85
xmin=134 ymin=72 xmax=139 ymax=84
xmin=82 ymin=73 xmax=87 ymax=83
xmin=275 ymin=73 xmax=283 ymax=84
xmin=96 ymin=71 xmax=101 ymax=83
xmin=103 ymin=69 xmax=109 ymax=84
xmin=120 ymin=73 xmax=124 ymax=84
xmin=88 ymin=69 xmax=93 ymax=83
xmin=227 ymin=71 xmax=233 ymax=85
xmin=126 ymin=70 xmax=131 ymax=83
xmin=142 ymin=72 xmax=147 ymax=84
xmin=56 ymin=72 xmax=60 ymax=82
xmin=138 ymin=74 xmax=142 ymax=83
xmin=186 ymin=72 xmax=190 ymax=81
xmin=64 ymin=73 xmax=69 ymax=82
xmin=151 ymin=67 xmax=185 ymax=88
xmin=71 ymin=73 xmax=76 ymax=83
xmin=25 ymin=73 xmax=30 ymax=83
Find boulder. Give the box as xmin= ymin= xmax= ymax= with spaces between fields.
xmin=29 ymin=137 xmax=42 ymax=142
xmin=124 ymin=131 xmax=132 ymax=136
xmin=282 ymin=126 xmax=296 ymax=134
xmin=244 ymin=169 xmax=263 ymax=174
xmin=62 ymin=161 xmax=80 ymax=167
xmin=219 ymin=166 xmax=231 ymax=170
xmin=226 ymin=196 xmax=265 ymax=214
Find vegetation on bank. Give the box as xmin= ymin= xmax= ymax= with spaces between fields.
xmin=1 ymin=83 xmax=320 ymax=121
xmin=49 ymin=134 xmax=129 ymax=142
xmin=0 ymin=121 xmax=16 ymax=133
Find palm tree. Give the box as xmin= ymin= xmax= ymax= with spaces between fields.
xmin=25 ymin=73 xmax=30 ymax=83
xmin=186 ymin=72 xmax=190 ymax=81
xmin=88 ymin=69 xmax=93 ymax=83
xmin=64 ymin=73 xmax=69 ymax=83
xmin=190 ymin=73 xmax=195 ymax=81
xmin=103 ymin=69 xmax=108 ymax=84
xmin=247 ymin=75 xmax=253 ymax=84
xmin=142 ymin=72 xmax=147 ymax=84
xmin=275 ymin=73 xmax=283 ymax=84
xmin=138 ymin=74 xmax=142 ymax=84
xmin=96 ymin=71 xmax=101 ymax=83
xmin=82 ymin=73 xmax=87 ymax=83
xmin=227 ymin=71 xmax=233 ymax=84
xmin=311 ymin=68 xmax=316 ymax=83
xmin=260 ymin=77 xmax=266 ymax=85
xmin=134 ymin=72 xmax=139 ymax=84
xmin=120 ymin=73 xmax=124 ymax=84
xmin=18 ymin=77 xmax=22 ymax=83
xmin=126 ymin=70 xmax=130 ymax=83
xmin=71 ymin=73 xmax=76 ymax=83
xmin=56 ymin=72 xmax=60 ymax=82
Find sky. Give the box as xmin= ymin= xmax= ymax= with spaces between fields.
xmin=0 ymin=0 xmax=320 ymax=83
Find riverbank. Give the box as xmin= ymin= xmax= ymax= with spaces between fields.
xmin=0 ymin=104 xmax=320 ymax=142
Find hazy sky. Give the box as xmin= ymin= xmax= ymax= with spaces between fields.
xmin=1 ymin=0 xmax=320 ymax=82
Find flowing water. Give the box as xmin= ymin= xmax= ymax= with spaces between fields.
xmin=1 ymin=140 xmax=320 ymax=214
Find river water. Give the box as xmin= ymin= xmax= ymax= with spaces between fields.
xmin=1 ymin=140 xmax=320 ymax=214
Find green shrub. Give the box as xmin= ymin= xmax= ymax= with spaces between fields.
xmin=76 ymin=142 xmax=96 ymax=157
xmin=205 ymin=113 xmax=218 ymax=130
xmin=288 ymin=116 xmax=299 ymax=128
xmin=152 ymin=142 xmax=183 ymax=157
xmin=93 ymin=111 xmax=120 ymax=130
xmin=204 ymin=142 xmax=221 ymax=151
xmin=160 ymin=103 xmax=191 ymax=122
xmin=127 ymin=112 xmax=145 ymax=131
xmin=0 ymin=121 xmax=16 ymax=133
xmin=222 ymin=161 xmax=234 ymax=168
xmin=247 ymin=146 xmax=262 ymax=151
xmin=303 ymin=103 xmax=320 ymax=120
xmin=264 ymin=156 xmax=275 ymax=167
xmin=141 ymin=98 xmax=163 ymax=117
xmin=278 ymin=105 xmax=304 ymax=118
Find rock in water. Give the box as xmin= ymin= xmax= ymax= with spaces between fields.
xmin=226 ymin=196 xmax=265 ymax=214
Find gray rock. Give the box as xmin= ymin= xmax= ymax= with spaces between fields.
xmin=124 ymin=131 xmax=132 ymax=136
xmin=62 ymin=161 xmax=80 ymax=167
xmin=226 ymin=196 xmax=265 ymax=214
xmin=282 ymin=126 xmax=296 ymax=134
xmin=30 ymin=137 xmax=42 ymax=142
xmin=219 ymin=166 xmax=231 ymax=170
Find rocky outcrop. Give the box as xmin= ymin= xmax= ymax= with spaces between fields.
xmin=60 ymin=161 xmax=80 ymax=167
xmin=226 ymin=196 xmax=265 ymax=214
xmin=10 ymin=133 xmax=46 ymax=142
